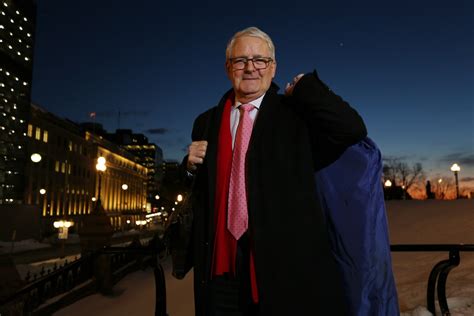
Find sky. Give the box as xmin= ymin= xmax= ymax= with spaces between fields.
xmin=31 ymin=1 xmax=473 ymax=186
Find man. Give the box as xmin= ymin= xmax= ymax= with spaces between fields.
xmin=185 ymin=26 xmax=367 ymax=316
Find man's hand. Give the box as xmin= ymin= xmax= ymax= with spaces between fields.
xmin=285 ymin=73 xmax=305 ymax=96
xmin=187 ymin=141 xmax=208 ymax=172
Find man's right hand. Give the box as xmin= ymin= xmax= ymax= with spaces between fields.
xmin=187 ymin=141 xmax=208 ymax=172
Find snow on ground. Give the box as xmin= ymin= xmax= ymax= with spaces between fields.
xmin=15 ymin=254 xmax=81 ymax=280
xmin=387 ymin=200 xmax=474 ymax=315
xmin=53 ymin=200 xmax=474 ymax=315
xmin=0 ymin=239 xmax=51 ymax=254
xmin=54 ymin=257 xmax=194 ymax=316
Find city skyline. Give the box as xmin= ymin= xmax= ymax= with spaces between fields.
xmin=31 ymin=1 xmax=473 ymax=188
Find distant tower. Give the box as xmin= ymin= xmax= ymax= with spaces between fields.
xmin=0 ymin=0 xmax=36 ymax=204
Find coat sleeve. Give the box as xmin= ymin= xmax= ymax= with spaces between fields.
xmin=290 ymin=70 xmax=367 ymax=170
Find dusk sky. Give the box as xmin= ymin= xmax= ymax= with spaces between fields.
xmin=31 ymin=1 xmax=473 ymax=187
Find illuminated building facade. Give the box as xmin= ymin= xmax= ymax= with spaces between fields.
xmin=26 ymin=104 xmax=147 ymax=235
xmin=0 ymin=0 xmax=36 ymax=204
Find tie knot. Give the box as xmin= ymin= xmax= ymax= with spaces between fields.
xmin=240 ymin=104 xmax=255 ymax=112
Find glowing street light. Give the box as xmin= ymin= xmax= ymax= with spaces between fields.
xmin=30 ymin=153 xmax=42 ymax=163
xmin=121 ymin=184 xmax=128 ymax=190
xmin=384 ymin=180 xmax=392 ymax=187
xmin=155 ymin=194 xmax=160 ymax=200
xmin=95 ymin=156 xmax=107 ymax=211
xmin=450 ymin=163 xmax=461 ymax=199
xmin=39 ymin=188 xmax=46 ymax=195
xmin=177 ymin=194 xmax=183 ymax=202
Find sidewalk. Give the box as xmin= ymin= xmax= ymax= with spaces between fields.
xmin=53 ymin=256 xmax=195 ymax=316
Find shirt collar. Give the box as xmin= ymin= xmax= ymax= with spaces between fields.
xmin=234 ymin=93 xmax=265 ymax=110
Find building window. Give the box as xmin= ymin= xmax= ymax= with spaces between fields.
xmin=55 ymin=161 xmax=59 ymax=172
xmin=68 ymin=140 xmax=72 ymax=151
xmin=61 ymin=162 xmax=66 ymax=173
xmin=35 ymin=127 xmax=41 ymax=140
xmin=27 ymin=124 xmax=32 ymax=137
xmin=43 ymin=130 xmax=48 ymax=143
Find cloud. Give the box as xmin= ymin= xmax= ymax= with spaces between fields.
xmin=461 ymin=177 xmax=474 ymax=182
xmin=145 ymin=128 xmax=169 ymax=135
xmin=438 ymin=152 xmax=474 ymax=167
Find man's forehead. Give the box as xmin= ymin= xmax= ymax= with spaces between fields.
xmin=232 ymin=36 xmax=269 ymax=53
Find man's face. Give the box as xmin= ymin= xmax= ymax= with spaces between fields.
xmin=226 ymin=36 xmax=276 ymax=103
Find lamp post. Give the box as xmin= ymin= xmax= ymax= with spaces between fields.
xmin=450 ymin=163 xmax=461 ymax=199
xmin=121 ymin=184 xmax=128 ymax=231
xmin=95 ymin=157 xmax=107 ymax=212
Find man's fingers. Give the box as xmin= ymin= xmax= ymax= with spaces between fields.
xmin=187 ymin=141 xmax=208 ymax=171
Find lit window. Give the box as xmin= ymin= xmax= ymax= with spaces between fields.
xmin=55 ymin=161 xmax=59 ymax=172
xmin=68 ymin=140 xmax=72 ymax=151
xmin=35 ymin=127 xmax=41 ymax=140
xmin=61 ymin=162 xmax=65 ymax=173
xmin=43 ymin=130 xmax=48 ymax=143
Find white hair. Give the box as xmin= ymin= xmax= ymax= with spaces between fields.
xmin=226 ymin=26 xmax=276 ymax=60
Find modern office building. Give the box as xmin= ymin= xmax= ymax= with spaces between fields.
xmin=106 ymin=129 xmax=163 ymax=210
xmin=0 ymin=0 xmax=36 ymax=204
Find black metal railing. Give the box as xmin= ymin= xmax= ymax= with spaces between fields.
xmin=0 ymin=236 xmax=167 ymax=316
xmin=391 ymin=244 xmax=474 ymax=316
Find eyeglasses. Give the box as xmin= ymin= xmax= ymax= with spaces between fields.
xmin=228 ymin=57 xmax=274 ymax=70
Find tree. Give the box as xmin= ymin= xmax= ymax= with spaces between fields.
xmin=383 ymin=158 xmax=425 ymax=199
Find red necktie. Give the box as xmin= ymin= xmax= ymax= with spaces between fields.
xmin=227 ymin=104 xmax=255 ymax=240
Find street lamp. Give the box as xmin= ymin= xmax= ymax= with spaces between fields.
xmin=177 ymin=194 xmax=183 ymax=202
xmin=30 ymin=153 xmax=42 ymax=163
xmin=95 ymin=156 xmax=107 ymax=211
xmin=384 ymin=180 xmax=392 ymax=187
xmin=39 ymin=188 xmax=46 ymax=195
xmin=450 ymin=163 xmax=461 ymax=199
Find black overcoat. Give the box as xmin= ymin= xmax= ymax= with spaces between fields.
xmin=188 ymin=71 xmax=367 ymax=316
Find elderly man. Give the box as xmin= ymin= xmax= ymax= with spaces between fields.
xmin=185 ymin=26 xmax=367 ymax=316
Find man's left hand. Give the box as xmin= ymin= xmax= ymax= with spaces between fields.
xmin=285 ymin=73 xmax=305 ymax=96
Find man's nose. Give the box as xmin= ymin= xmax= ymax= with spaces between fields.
xmin=244 ymin=59 xmax=256 ymax=72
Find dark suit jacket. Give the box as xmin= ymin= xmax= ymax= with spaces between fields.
xmin=189 ymin=71 xmax=367 ymax=316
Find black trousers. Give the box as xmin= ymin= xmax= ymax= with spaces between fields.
xmin=208 ymin=233 xmax=259 ymax=316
